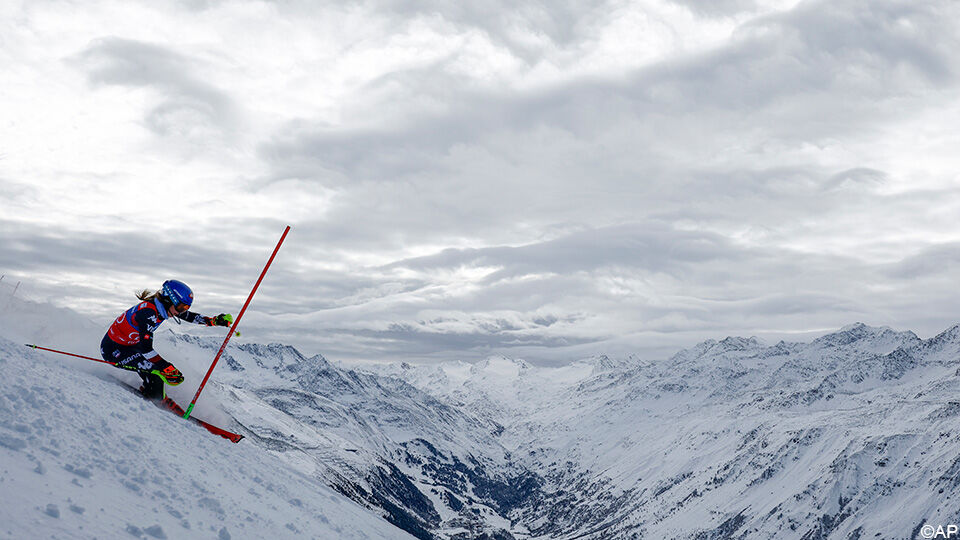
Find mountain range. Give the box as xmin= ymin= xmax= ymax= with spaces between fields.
xmin=3 ymin=286 xmax=960 ymax=539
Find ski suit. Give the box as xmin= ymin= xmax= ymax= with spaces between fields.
xmin=100 ymin=297 xmax=218 ymax=398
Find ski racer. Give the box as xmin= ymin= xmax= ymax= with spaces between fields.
xmin=100 ymin=279 xmax=232 ymax=400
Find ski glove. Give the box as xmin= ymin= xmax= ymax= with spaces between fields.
xmin=213 ymin=313 xmax=233 ymax=327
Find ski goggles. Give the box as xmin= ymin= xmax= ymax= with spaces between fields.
xmin=171 ymin=302 xmax=191 ymax=313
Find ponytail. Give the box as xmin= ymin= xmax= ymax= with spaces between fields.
xmin=136 ymin=289 xmax=160 ymax=301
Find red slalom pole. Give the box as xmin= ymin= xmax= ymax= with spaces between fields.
xmin=183 ymin=225 xmax=291 ymax=419
xmin=24 ymin=344 xmax=112 ymax=364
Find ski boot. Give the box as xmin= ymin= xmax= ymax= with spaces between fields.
xmin=139 ymin=373 xmax=166 ymax=400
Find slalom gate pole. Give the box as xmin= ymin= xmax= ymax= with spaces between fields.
xmin=23 ymin=344 xmax=113 ymax=364
xmin=183 ymin=225 xmax=290 ymax=420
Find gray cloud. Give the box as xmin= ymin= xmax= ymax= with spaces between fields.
xmin=884 ymin=243 xmax=960 ymax=280
xmin=256 ymin=0 xmax=960 ymax=257
xmin=370 ymin=0 xmax=615 ymax=57
xmin=228 ymin=222 xmax=889 ymax=362
xmin=821 ymin=168 xmax=888 ymax=192
xmin=229 ymin=0 xmax=960 ymax=362
xmin=384 ymin=222 xmax=733 ymax=278
xmin=6 ymin=0 xmax=960 ymax=365
xmin=76 ymin=37 xmax=238 ymax=138
xmin=668 ymin=0 xmax=760 ymax=18
xmin=263 ymin=0 xmax=960 ymax=179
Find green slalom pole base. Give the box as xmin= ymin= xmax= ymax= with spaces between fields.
xmin=183 ymin=402 xmax=196 ymax=419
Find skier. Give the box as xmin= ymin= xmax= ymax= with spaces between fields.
xmin=100 ymin=279 xmax=232 ymax=400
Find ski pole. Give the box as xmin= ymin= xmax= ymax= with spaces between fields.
xmin=24 ymin=344 xmax=113 ymax=364
xmin=183 ymin=225 xmax=290 ymax=420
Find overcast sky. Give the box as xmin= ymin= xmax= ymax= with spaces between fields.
xmin=3 ymin=0 xmax=960 ymax=365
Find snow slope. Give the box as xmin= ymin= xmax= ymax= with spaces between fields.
xmin=0 ymin=286 xmax=413 ymax=540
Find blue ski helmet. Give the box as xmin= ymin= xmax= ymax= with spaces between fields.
xmin=161 ymin=279 xmax=194 ymax=310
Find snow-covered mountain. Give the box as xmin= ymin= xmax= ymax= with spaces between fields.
xmin=360 ymin=324 xmax=960 ymax=539
xmin=5 ymin=281 xmax=960 ymax=539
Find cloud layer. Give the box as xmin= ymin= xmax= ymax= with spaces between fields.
xmin=3 ymin=0 xmax=960 ymax=364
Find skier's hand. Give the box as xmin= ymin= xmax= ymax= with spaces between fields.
xmin=214 ymin=313 xmax=233 ymax=327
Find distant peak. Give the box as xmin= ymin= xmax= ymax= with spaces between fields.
xmin=717 ymin=336 xmax=762 ymax=349
xmin=822 ymin=322 xmax=884 ymax=339
xmin=924 ymin=324 xmax=960 ymax=345
xmin=840 ymin=322 xmax=868 ymax=330
xmin=691 ymin=336 xmax=764 ymax=357
xmin=582 ymin=354 xmax=631 ymax=373
xmin=933 ymin=324 xmax=960 ymax=337
xmin=470 ymin=355 xmax=532 ymax=376
xmin=812 ymin=322 xmax=919 ymax=349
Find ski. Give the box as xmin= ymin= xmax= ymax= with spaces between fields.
xmin=113 ymin=380 xmax=244 ymax=443
xmin=157 ymin=395 xmax=244 ymax=443
xmin=24 ymin=344 xmax=244 ymax=443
